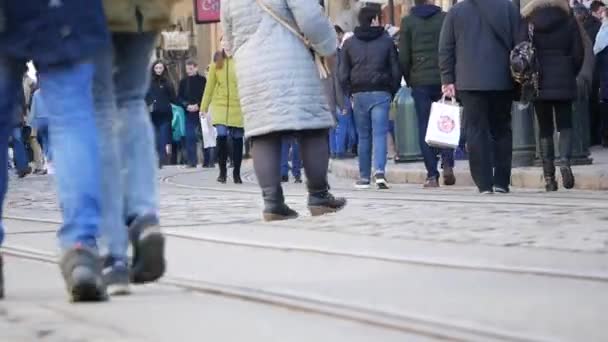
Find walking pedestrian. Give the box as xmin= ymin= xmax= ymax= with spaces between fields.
xmin=0 ymin=0 xmax=111 ymax=301
xmin=200 ymin=49 xmax=244 ymax=184
xmin=178 ymin=59 xmax=207 ymax=168
xmin=221 ymin=0 xmax=346 ymax=221
xmin=400 ymin=0 xmax=456 ymax=188
xmin=281 ymin=137 xmax=303 ymax=184
xmin=92 ymin=0 xmax=177 ymax=295
xmin=521 ymin=0 xmax=584 ymax=191
xmin=30 ymin=87 xmax=52 ymax=174
xmin=339 ymin=7 xmax=402 ymax=190
xmin=146 ymin=60 xmax=176 ymax=168
xmin=594 ymin=4 xmax=608 ymax=147
xmin=439 ymin=0 xmax=521 ymax=194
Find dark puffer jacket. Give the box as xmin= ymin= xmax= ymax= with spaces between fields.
xmin=146 ymin=74 xmax=176 ymax=124
xmin=521 ymin=0 xmax=584 ymax=101
xmin=399 ymin=5 xmax=446 ymax=86
xmin=339 ymin=26 xmax=402 ymax=96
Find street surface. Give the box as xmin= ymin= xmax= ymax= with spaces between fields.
xmin=1 ymin=165 xmax=607 ymax=341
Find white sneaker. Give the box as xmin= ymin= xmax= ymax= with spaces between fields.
xmin=375 ymin=174 xmax=389 ymax=190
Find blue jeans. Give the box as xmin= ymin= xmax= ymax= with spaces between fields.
xmin=352 ymin=91 xmax=391 ymax=181
xmin=215 ymin=124 xmax=244 ymax=138
xmin=11 ymin=126 xmax=29 ymax=171
xmin=185 ymin=112 xmax=201 ymax=166
xmin=411 ymin=86 xmax=455 ymax=179
xmin=17 ymin=61 xmax=102 ymax=250
xmin=281 ymin=137 xmax=301 ymax=178
xmin=154 ymin=120 xmax=171 ymax=165
xmin=93 ymin=32 xmax=159 ymax=262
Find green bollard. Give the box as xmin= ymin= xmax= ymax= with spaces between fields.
xmin=511 ymin=102 xmax=536 ymax=167
xmin=394 ymin=87 xmax=422 ymax=163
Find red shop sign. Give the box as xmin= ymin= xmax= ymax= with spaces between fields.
xmin=194 ymin=0 xmax=220 ymax=24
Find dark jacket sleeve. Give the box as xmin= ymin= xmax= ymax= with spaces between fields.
xmin=177 ymin=79 xmax=188 ymax=109
xmin=571 ymin=18 xmax=585 ymax=76
xmin=399 ymin=16 xmax=412 ymax=84
xmin=389 ymin=44 xmax=402 ymax=96
xmin=438 ymin=10 xmax=456 ymax=85
xmin=510 ymin=2 xmax=525 ymax=47
xmin=338 ymin=44 xmax=352 ymax=97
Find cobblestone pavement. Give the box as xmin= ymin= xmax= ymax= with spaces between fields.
xmin=5 ymin=165 xmax=608 ymax=254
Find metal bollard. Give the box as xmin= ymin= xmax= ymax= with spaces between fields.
xmin=394 ymin=87 xmax=423 ymax=163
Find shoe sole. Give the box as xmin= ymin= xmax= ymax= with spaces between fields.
xmin=263 ymin=212 xmax=299 ymax=222
xmin=107 ymin=284 xmax=131 ymax=296
xmin=560 ymin=167 xmax=575 ymax=189
xmin=308 ymin=205 xmax=346 ymax=217
xmin=69 ymin=267 xmax=107 ymax=302
xmin=355 ymin=185 xmax=371 ymax=190
xmin=376 ymin=183 xmax=389 ymax=190
xmin=131 ymin=231 xmax=166 ymax=284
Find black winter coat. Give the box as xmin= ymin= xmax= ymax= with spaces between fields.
xmin=597 ymin=48 xmax=608 ymax=101
xmin=178 ymin=74 xmax=206 ymax=113
xmin=146 ymin=76 xmax=176 ymax=124
xmin=521 ymin=1 xmax=584 ymax=101
xmin=339 ymin=27 xmax=402 ymax=96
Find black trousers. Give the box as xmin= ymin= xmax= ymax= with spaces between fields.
xmin=251 ymin=129 xmax=330 ymax=193
xmin=534 ymin=100 xmax=573 ymax=139
xmin=459 ymin=91 xmax=513 ymax=192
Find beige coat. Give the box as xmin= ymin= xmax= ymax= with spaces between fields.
xmin=103 ymin=0 xmax=179 ymax=32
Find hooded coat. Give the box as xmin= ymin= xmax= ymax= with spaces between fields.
xmin=399 ymin=5 xmax=446 ymax=86
xmin=220 ymin=0 xmax=337 ymax=138
xmin=521 ymin=0 xmax=585 ymax=101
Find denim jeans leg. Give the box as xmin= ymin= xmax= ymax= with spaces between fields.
xmin=412 ymin=86 xmax=440 ymax=179
xmin=329 ymin=127 xmax=337 ymax=155
xmin=113 ymin=33 xmax=160 ymax=219
xmin=40 ymin=62 xmax=101 ymax=250
xmin=11 ymin=127 xmax=29 ymax=171
xmin=370 ymin=93 xmax=391 ymax=176
xmin=353 ymin=94 xmax=372 ymax=181
xmin=92 ymin=38 xmax=128 ymax=262
xmin=335 ymin=112 xmax=349 ymax=156
xmin=291 ymin=141 xmax=302 ymax=177
xmin=280 ymin=138 xmax=290 ymax=177
xmin=185 ymin=113 xmax=198 ymax=166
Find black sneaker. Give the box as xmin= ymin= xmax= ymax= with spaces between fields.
xmin=281 ymin=175 xmax=289 ymax=183
xmin=294 ymin=175 xmax=303 ymax=184
xmin=375 ymin=174 xmax=389 ymax=190
xmin=59 ymin=245 xmax=107 ymax=302
xmin=103 ymin=259 xmax=130 ymax=296
xmin=355 ymin=180 xmax=371 ymax=189
xmin=0 ymin=253 xmax=4 ymax=300
xmin=494 ymin=186 xmax=510 ymax=194
xmin=128 ymin=214 xmax=166 ymax=284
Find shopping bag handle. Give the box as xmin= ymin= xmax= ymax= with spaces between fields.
xmin=440 ymin=95 xmax=457 ymax=105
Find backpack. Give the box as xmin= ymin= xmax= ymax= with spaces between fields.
xmin=510 ymin=24 xmax=539 ymax=103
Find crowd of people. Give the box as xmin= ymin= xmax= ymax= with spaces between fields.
xmin=1 ymin=0 xmax=607 ymax=303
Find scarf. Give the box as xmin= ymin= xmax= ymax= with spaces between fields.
xmin=594 ymin=20 xmax=608 ymax=55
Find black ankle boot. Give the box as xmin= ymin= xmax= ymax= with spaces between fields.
xmin=540 ymin=138 xmax=558 ymax=192
xmin=262 ymin=186 xmax=298 ymax=221
xmin=308 ymin=189 xmax=347 ymax=216
xmin=559 ymin=129 xmax=575 ymax=189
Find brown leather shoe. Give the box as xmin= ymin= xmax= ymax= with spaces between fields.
xmin=423 ymin=177 xmax=439 ymax=188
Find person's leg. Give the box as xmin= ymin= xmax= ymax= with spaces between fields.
xmin=329 ymin=126 xmax=337 ymax=158
xmin=40 ymin=61 xmax=106 ymax=301
xmin=215 ymin=125 xmax=228 ymax=183
xmin=29 ymin=127 xmax=45 ymax=172
xmin=370 ymin=92 xmax=391 ymax=188
xmin=0 ymin=57 xmax=25 ymax=300
xmin=11 ymin=126 xmax=30 ymax=176
xmin=534 ymin=100 xmax=558 ymax=191
xmin=488 ymin=91 xmax=513 ymax=191
xmin=231 ymin=127 xmax=244 ymax=184
xmin=601 ymin=102 xmax=608 ymax=147
xmin=298 ymin=129 xmax=346 ymax=215
xmin=335 ymin=111 xmax=348 ymax=158
xmin=113 ymin=32 xmax=165 ymax=284
xmin=252 ymin=132 xmax=298 ymax=221
xmin=352 ymin=93 xmax=372 ymax=186
xmin=412 ymin=86 xmax=441 ymax=184
xmin=554 ymin=101 xmax=575 ymax=189
xmin=280 ymin=136 xmax=291 ymax=180
xmin=459 ymin=91 xmax=493 ymax=193
xmin=291 ymin=140 xmax=302 ymax=181
xmin=184 ymin=113 xmax=198 ymax=167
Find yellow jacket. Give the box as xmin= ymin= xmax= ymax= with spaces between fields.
xmin=200 ymin=58 xmax=244 ymax=128
xmin=103 ymin=0 xmax=179 ymax=32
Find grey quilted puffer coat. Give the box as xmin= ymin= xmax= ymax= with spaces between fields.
xmin=221 ymin=0 xmax=338 ymax=138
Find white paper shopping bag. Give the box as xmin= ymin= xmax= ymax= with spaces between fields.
xmin=200 ymin=113 xmax=217 ymax=149
xmin=425 ymin=97 xmax=462 ymax=149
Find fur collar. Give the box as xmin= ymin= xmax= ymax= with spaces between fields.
xmin=521 ymin=0 xmax=571 ymax=18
